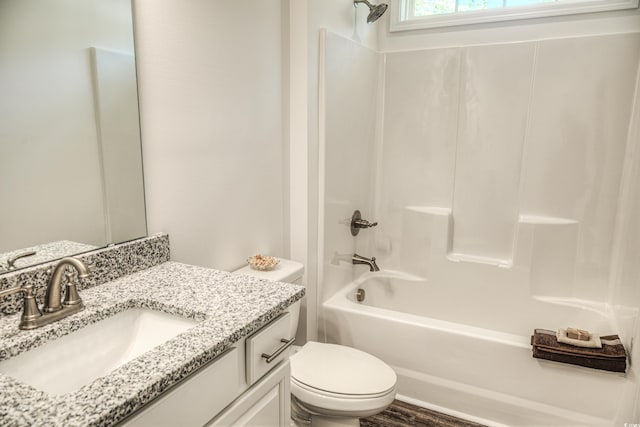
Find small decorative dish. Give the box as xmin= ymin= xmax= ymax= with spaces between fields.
xmin=247 ymin=254 xmax=279 ymax=271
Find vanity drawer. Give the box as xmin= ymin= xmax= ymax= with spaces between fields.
xmin=245 ymin=312 xmax=293 ymax=384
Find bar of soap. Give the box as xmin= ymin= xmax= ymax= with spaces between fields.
xmin=566 ymin=327 xmax=590 ymax=341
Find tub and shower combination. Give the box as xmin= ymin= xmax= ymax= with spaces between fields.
xmin=318 ymin=27 xmax=640 ymax=426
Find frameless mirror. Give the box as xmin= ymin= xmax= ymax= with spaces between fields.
xmin=0 ymin=0 xmax=146 ymax=273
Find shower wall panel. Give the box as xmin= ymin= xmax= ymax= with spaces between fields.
xmin=377 ymin=32 xmax=640 ymax=317
xmin=381 ymin=49 xmax=460 ymax=209
xmin=379 ymin=48 xmax=459 ymax=267
xmin=320 ymin=31 xmax=379 ymax=302
xmin=451 ymin=43 xmax=535 ymax=264
xmin=520 ymin=34 xmax=640 ymax=301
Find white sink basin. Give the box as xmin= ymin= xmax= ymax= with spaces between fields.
xmin=0 ymin=308 xmax=198 ymax=395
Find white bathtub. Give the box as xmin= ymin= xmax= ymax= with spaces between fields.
xmin=322 ymin=271 xmax=636 ymax=426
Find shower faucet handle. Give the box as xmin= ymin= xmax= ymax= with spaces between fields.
xmin=350 ymin=210 xmax=378 ymax=236
xmin=353 ymin=218 xmax=378 ymax=228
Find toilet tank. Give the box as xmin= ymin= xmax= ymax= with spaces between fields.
xmin=231 ymin=258 xmax=304 ymax=285
xmin=231 ymin=258 xmax=304 ymax=339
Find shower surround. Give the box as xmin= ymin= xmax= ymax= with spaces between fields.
xmin=318 ymin=30 xmax=640 ymax=425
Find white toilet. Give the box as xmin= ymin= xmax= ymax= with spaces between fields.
xmin=232 ymin=259 xmax=397 ymax=427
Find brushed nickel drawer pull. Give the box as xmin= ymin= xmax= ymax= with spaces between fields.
xmin=261 ymin=337 xmax=295 ymax=363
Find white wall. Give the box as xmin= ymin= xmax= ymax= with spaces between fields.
xmin=135 ymin=0 xmax=285 ymax=272
xmin=134 ymin=0 xmax=382 ymax=343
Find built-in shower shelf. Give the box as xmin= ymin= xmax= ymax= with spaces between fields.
xmin=518 ymin=215 xmax=578 ymax=225
xmin=531 ymin=296 xmax=612 ymax=317
xmin=400 ymin=206 xmax=581 ymax=297
xmin=405 ymin=206 xmax=451 ymax=215
xmin=446 ymin=253 xmax=512 ymax=268
xmin=444 ymin=216 xmax=577 ymax=268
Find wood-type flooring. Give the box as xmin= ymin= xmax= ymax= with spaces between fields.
xmin=360 ymin=400 xmax=487 ymax=427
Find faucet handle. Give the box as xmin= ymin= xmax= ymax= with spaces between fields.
xmin=0 ymin=285 xmax=42 ymax=328
xmin=7 ymin=251 xmax=37 ymax=270
xmin=63 ymin=272 xmax=83 ymax=307
xmin=350 ymin=210 xmax=378 ymax=236
xmin=19 ymin=285 xmax=43 ymax=325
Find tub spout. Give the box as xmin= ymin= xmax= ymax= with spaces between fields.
xmin=352 ymin=254 xmax=380 ymax=272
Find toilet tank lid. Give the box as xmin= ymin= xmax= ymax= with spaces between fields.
xmin=232 ymin=258 xmax=304 ymax=283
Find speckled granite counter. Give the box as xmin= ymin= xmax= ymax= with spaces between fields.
xmin=0 ymin=240 xmax=97 ymax=272
xmin=0 ymin=261 xmax=305 ymax=427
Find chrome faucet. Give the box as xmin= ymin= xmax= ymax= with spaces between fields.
xmin=352 ymin=253 xmax=380 ymax=272
xmin=43 ymin=257 xmax=90 ymax=313
xmin=0 ymin=257 xmax=91 ymax=330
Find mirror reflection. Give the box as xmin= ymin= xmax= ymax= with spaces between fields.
xmin=0 ymin=0 xmax=147 ymax=273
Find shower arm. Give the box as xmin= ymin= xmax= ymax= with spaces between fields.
xmin=354 ymin=0 xmax=375 ymax=8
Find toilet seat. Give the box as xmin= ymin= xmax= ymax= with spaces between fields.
xmin=289 ymin=342 xmax=397 ymax=417
xmin=290 ymin=342 xmax=396 ymax=396
xmin=291 ymin=376 xmax=393 ymax=400
xmin=291 ymin=377 xmax=396 ymax=417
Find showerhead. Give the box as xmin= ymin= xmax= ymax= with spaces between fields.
xmin=354 ymin=0 xmax=389 ymax=24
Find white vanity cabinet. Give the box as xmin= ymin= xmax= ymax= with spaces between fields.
xmin=120 ymin=312 xmax=293 ymax=427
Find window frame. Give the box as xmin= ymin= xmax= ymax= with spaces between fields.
xmin=389 ymin=0 xmax=640 ymax=31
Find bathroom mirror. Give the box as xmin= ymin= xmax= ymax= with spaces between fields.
xmin=0 ymin=0 xmax=146 ymax=273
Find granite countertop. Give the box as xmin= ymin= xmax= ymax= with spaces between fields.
xmin=0 ymin=241 xmax=98 ymax=272
xmin=0 ymin=261 xmax=305 ymax=427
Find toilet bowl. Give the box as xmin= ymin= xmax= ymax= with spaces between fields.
xmin=232 ymin=259 xmax=397 ymax=427
xmin=290 ymin=341 xmax=396 ymax=426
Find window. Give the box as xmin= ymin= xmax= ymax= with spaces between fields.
xmin=390 ymin=0 xmax=639 ymax=30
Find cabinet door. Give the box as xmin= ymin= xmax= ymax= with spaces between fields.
xmin=208 ymin=360 xmax=290 ymax=427
xmin=121 ymin=347 xmax=241 ymax=427
xmin=233 ymin=383 xmax=281 ymax=426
